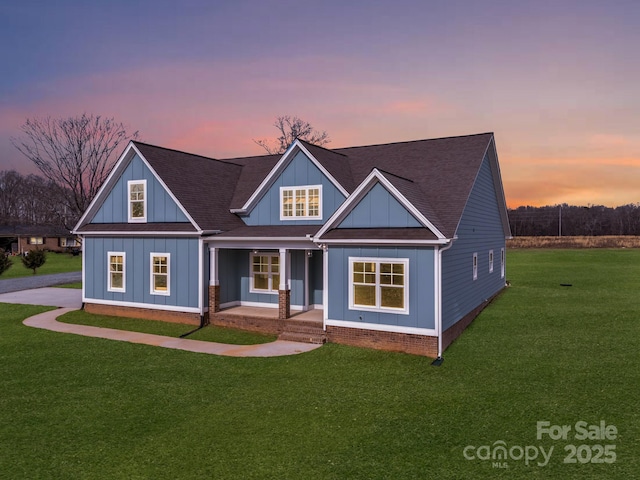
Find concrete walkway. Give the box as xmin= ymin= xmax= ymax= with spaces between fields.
xmin=0 ymin=271 xmax=82 ymax=294
xmin=22 ymin=308 xmax=322 ymax=357
xmin=3 ymin=287 xmax=323 ymax=357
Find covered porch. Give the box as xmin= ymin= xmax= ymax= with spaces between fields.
xmin=210 ymin=305 xmax=326 ymax=344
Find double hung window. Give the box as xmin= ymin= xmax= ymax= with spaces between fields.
xmin=251 ymin=253 xmax=280 ymax=293
xmin=349 ymin=258 xmax=409 ymax=314
xmin=108 ymin=252 xmax=125 ymax=292
xmin=128 ymin=180 xmax=147 ymax=222
xmin=151 ymin=253 xmax=170 ymax=295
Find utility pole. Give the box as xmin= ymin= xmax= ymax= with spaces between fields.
xmin=559 ymin=205 xmax=562 ymax=237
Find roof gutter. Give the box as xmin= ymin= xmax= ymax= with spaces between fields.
xmin=432 ymin=237 xmax=456 ymax=366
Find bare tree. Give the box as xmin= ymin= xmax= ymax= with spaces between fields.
xmin=253 ymin=115 xmax=330 ymax=154
xmin=11 ymin=114 xmax=138 ymax=226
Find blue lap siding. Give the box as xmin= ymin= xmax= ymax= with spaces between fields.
xmin=441 ymin=154 xmax=507 ymax=330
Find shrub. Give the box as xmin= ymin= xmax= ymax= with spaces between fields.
xmin=0 ymin=249 xmax=12 ymax=276
xmin=22 ymin=249 xmax=47 ymax=274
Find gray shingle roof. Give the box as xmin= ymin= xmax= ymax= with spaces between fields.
xmin=81 ymin=133 xmax=503 ymax=240
xmin=132 ymin=142 xmax=246 ymax=232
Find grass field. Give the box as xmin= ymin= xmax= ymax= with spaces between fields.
xmin=0 ymin=251 xmax=81 ymax=279
xmin=1 ymin=249 xmax=638 ymax=479
xmin=58 ymin=310 xmax=277 ymax=345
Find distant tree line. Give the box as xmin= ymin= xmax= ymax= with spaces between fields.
xmin=509 ymin=204 xmax=640 ymax=236
xmin=0 ymin=170 xmax=77 ymax=227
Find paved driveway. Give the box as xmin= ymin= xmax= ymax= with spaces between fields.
xmin=0 ymin=287 xmax=82 ymax=308
xmin=0 ymin=272 xmax=82 ymax=294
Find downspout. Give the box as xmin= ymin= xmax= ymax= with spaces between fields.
xmin=432 ymin=237 xmax=456 ymax=366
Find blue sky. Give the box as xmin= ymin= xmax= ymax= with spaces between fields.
xmin=1 ymin=0 xmax=639 ymax=206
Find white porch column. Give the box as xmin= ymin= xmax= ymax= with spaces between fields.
xmin=278 ymin=248 xmax=289 ymax=290
xmin=278 ymin=248 xmax=290 ymax=319
xmin=208 ymin=246 xmax=220 ymax=313
xmin=209 ymin=246 xmax=219 ymax=286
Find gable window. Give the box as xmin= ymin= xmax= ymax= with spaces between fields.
xmin=128 ymin=180 xmax=147 ymax=222
xmin=349 ymin=257 xmax=409 ymax=314
xmin=250 ymin=253 xmax=280 ymax=293
xmin=108 ymin=252 xmax=125 ymax=292
xmin=473 ymin=253 xmax=478 ymax=281
xmin=489 ymin=250 xmax=494 ymax=273
xmin=501 ymin=248 xmax=505 ymax=278
xmin=280 ymin=185 xmax=322 ymax=220
xmin=28 ymin=237 xmax=44 ymax=245
xmin=150 ymin=253 xmax=170 ymax=295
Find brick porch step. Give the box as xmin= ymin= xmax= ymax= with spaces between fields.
xmin=278 ymin=317 xmax=326 ymax=344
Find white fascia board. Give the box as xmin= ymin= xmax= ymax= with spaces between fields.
xmin=129 ymin=143 xmax=202 ymax=232
xmin=205 ymin=237 xmax=318 ymax=250
xmin=80 ymin=231 xmax=201 ymax=237
xmin=237 ymin=139 xmax=349 ymax=213
xmin=325 ymin=319 xmax=437 ymax=337
xmin=319 ymin=238 xmax=449 ymax=246
xmin=485 ymin=136 xmax=512 ymax=238
xmin=73 ymin=141 xmax=137 ymax=232
xmin=314 ymin=169 xmax=445 ymax=240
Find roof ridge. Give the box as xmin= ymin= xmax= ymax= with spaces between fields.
xmin=297 ymin=138 xmax=349 ymax=157
xmin=375 ymin=168 xmax=415 ymax=183
xmin=334 ymin=132 xmax=494 ymax=151
xmin=132 ymin=141 xmax=244 ymax=168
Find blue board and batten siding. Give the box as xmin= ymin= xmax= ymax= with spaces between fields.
xmin=441 ymin=154 xmax=506 ymax=330
xmin=84 ymin=237 xmax=200 ymax=310
xmin=327 ymin=246 xmax=436 ymax=330
xmin=243 ymin=151 xmax=346 ymax=226
xmin=337 ymin=183 xmax=422 ymax=228
xmin=92 ymin=154 xmax=190 ymax=224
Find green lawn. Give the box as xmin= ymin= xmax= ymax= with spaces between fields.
xmin=58 ymin=310 xmax=277 ymax=345
xmin=1 ymin=249 xmax=638 ymax=479
xmin=0 ymin=251 xmax=81 ymax=279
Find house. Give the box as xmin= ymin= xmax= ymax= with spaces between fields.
xmin=0 ymin=225 xmax=80 ymax=254
xmin=73 ymin=132 xmax=511 ymax=357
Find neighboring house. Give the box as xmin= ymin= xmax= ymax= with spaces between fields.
xmin=73 ymin=133 xmax=511 ymax=357
xmin=0 ymin=225 xmax=79 ymax=254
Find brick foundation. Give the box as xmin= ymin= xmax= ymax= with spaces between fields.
xmin=209 ymin=312 xmax=285 ymax=336
xmin=84 ymin=303 xmax=200 ymax=325
xmin=208 ymin=285 xmax=220 ymax=313
xmin=278 ymin=289 xmax=290 ymax=320
xmin=442 ymin=287 xmax=506 ymax=350
xmin=326 ymin=326 xmax=438 ymax=357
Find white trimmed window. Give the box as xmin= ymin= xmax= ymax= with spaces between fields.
xmin=28 ymin=237 xmax=43 ymax=245
xmin=349 ymin=257 xmax=409 ymax=314
xmin=107 ymin=252 xmax=125 ymax=292
xmin=489 ymin=250 xmax=494 ymax=273
xmin=280 ymin=185 xmax=322 ymax=220
xmin=501 ymin=248 xmax=505 ymax=278
xmin=250 ymin=253 xmax=280 ymax=294
xmin=128 ymin=180 xmax=147 ymax=222
xmin=150 ymin=253 xmax=170 ymax=295
xmin=473 ymin=253 xmax=478 ymax=281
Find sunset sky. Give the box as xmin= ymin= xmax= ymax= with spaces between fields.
xmin=1 ymin=1 xmax=638 ymax=208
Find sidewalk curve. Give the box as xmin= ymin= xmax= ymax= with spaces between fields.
xmin=23 ymin=308 xmax=323 ymax=357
